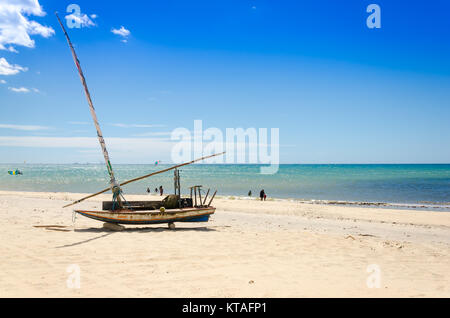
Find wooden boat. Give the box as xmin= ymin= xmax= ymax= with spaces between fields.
xmin=75 ymin=207 xmax=215 ymax=225
xmin=56 ymin=14 xmax=223 ymax=229
xmin=73 ymin=184 xmax=218 ymax=228
xmin=76 ymin=185 xmax=218 ymax=226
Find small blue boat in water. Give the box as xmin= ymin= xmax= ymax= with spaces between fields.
xmin=8 ymin=169 xmax=22 ymax=175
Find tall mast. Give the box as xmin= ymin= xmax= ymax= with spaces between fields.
xmin=55 ymin=13 xmax=121 ymax=196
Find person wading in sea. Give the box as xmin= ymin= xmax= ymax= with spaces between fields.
xmin=159 ymin=185 xmax=164 ymax=196
xmin=260 ymin=189 xmax=265 ymax=201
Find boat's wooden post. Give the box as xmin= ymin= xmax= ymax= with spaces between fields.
xmin=207 ymin=190 xmax=217 ymax=207
xmin=174 ymin=169 xmax=177 ymax=197
xmin=177 ymin=170 xmax=181 ymax=197
xmin=175 ymin=169 xmax=181 ymax=207
xmin=203 ymin=188 xmax=210 ymax=205
xmin=193 ymin=187 xmax=197 ymax=207
xmin=198 ymin=186 xmax=203 ymax=206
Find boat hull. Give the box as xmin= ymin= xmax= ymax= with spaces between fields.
xmin=75 ymin=206 xmax=215 ymax=225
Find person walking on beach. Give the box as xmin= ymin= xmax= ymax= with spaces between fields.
xmin=159 ymin=185 xmax=164 ymax=196
xmin=260 ymin=189 xmax=265 ymax=201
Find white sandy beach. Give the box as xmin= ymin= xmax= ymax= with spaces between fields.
xmin=0 ymin=190 xmax=449 ymax=297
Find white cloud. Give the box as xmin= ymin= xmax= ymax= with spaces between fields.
xmin=133 ymin=132 xmax=172 ymax=137
xmin=65 ymin=13 xmax=96 ymax=28
xmin=8 ymin=86 xmax=30 ymax=93
xmin=6 ymin=46 xmax=18 ymax=53
xmin=0 ymin=136 xmax=176 ymax=163
xmin=90 ymin=14 xmax=97 ymax=19
xmin=0 ymin=136 xmax=174 ymax=152
xmin=0 ymin=0 xmax=55 ymax=51
xmin=3 ymin=0 xmax=45 ymax=16
xmin=111 ymin=26 xmax=130 ymax=40
xmin=0 ymin=79 xmax=6 ymax=84
xmin=71 ymin=130 xmax=89 ymax=134
xmin=0 ymin=124 xmax=50 ymax=131
xmin=109 ymin=123 xmax=165 ymax=128
xmin=28 ymin=20 xmax=55 ymax=37
xmin=0 ymin=1 xmax=53 ymax=79
xmin=7 ymin=86 xmax=40 ymax=93
xmin=0 ymin=57 xmax=28 ymax=75
xmin=68 ymin=121 xmax=89 ymax=125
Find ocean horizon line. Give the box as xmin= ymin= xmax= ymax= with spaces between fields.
xmin=3 ymin=162 xmax=450 ymax=165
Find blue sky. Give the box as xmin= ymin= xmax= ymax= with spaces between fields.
xmin=0 ymin=0 xmax=449 ymax=163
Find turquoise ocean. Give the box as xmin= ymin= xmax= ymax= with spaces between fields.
xmin=2 ymin=164 xmax=450 ymax=211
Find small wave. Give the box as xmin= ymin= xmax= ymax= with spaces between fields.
xmin=299 ymin=199 xmax=450 ymax=211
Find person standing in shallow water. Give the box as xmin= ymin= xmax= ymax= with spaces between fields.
xmin=159 ymin=185 xmax=163 ymax=196
xmin=260 ymin=189 xmax=265 ymax=201
xmin=248 ymin=190 xmax=252 ymax=197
